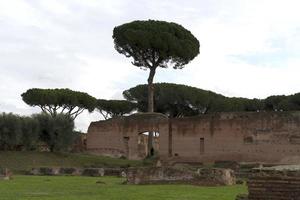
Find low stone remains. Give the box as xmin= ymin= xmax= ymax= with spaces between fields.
xmin=0 ymin=168 xmax=12 ymax=180
xmin=248 ymin=176 xmax=300 ymax=200
xmin=30 ymin=167 xmax=126 ymax=177
xmin=30 ymin=167 xmax=61 ymax=176
xmin=126 ymin=167 xmax=235 ymax=186
xmin=82 ymin=168 xmax=105 ymax=177
xmin=237 ymin=165 xmax=300 ymax=200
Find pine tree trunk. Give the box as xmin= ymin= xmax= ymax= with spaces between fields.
xmin=147 ymin=68 xmax=156 ymax=156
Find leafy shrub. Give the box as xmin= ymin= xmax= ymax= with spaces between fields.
xmin=33 ymin=113 xmax=76 ymax=152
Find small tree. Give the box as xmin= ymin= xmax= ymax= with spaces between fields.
xmin=0 ymin=113 xmax=39 ymax=150
xmin=0 ymin=113 xmax=22 ymax=150
xmin=21 ymin=88 xmax=96 ymax=120
xmin=113 ymin=20 xmax=200 ymax=154
xmin=33 ymin=113 xmax=76 ymax=152
xmin=20 ymin=116 xmax=40 ymax=150
xmin=96 ymin=99 xmax=137 ymax=120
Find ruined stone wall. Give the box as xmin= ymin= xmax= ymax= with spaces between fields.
xmin=87 ymin=113 xmax=169 ymax=160
xmin=170 ymin=112 xmax=300 ymax=164
xmin=87 ymin=112 xmax=300 ymax=163
xmin=248 ymin=176 xmax=300 ymax=200
xmin=244 ymin=168 xmax=300 ymax=200
xmin=87 ymin=119 xmax=126 ymax=157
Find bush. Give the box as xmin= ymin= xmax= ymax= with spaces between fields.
xmin=0 ymin=112 xmax=76 ymax=152
xmin=0 ymin=113 xmax=23 ymax=150
xmin=20 ymin=116 xmax=40 ymax=150
xmin=33 ymin=113 xmax=76 ymax=152
xmin=0 ymin=113 xmax=40 ymax=150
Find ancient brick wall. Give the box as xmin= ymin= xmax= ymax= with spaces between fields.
xmin=169 ymin=112 xmax=300 ymax=164
xmin=87 ymin=111 xmax=300 ymax=163
xmin=248 ymin=176 xmax=300 ymax=200
xmin=87 ymin=113 xmax=169 ymax=160
xmin=244 ymin=169 xmax=300 ymax=200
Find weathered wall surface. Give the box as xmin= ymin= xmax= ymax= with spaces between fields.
xmin=126 ymin=167 xmax=235 ymax=186
xmin=87 ymin=113 xmax=169 ymax=160
xmin=87 ymin=112 xmax=300 ymax=163
xmin=169 ymin=112 xmax=300 ymax=164
xmin=246 ymin=168 xmax=300 ymax=200
xmin=248 ymin=176 xmax=300 ymax=200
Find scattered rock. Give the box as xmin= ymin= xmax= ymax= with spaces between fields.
xmin=120 ymin=171 xmax=127 ymax=178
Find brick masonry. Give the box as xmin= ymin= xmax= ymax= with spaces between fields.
xmin=245 ymin=168 xmax=300 ymax=200
xmin=87 ymin=111 xmax=300 ymax=164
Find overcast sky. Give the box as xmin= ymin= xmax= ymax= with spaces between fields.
xmin=1 ymin=0 xmax=300 ymax=132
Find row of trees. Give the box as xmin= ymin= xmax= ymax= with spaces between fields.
xmin=0 ymin=113 xmax=75 ymax=152
xmin=21 ymin=85 xmax=300 ymax=121
xmin=21 ymin=88 xmax=136 ymax=120
xmin=124 ymin=83 xmax=300 ymax=117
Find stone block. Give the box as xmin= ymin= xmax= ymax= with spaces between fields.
xmin=127 ymin=167 xmax=235 ymax=186
xmin=82 ymin=168 xmax=104 ymax=177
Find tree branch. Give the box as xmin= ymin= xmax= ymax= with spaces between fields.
xmin=98 ymin=110 xmax=108 ymax=120
xmin=72 ymin=108 xmax=85 ymax=120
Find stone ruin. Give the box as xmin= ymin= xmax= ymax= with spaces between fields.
xmin=0 ymin=168 xmax=12 ymax=180
xmin=126 ymin=167 xmax=236 ymax=186
xmin=30 ymin=167 xmax=126 ymax=177
xmin=87 ymin=111 xmax=300 ymax=165
xmin=237 ymin=165 xmax=300 ymax=200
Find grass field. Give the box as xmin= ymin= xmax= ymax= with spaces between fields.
xmin=0 ymin=151 xmax=148 ymax=172
xmin=0 ymin=176 xmax=247 ymax=200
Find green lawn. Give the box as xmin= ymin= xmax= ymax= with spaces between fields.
xmin=0 ymin=176 xmax=247 ymax=200
xmin=0 ymin=151 xmax=148 ymax=172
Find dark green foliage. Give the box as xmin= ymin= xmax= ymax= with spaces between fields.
xmin=289 ymin=93 xmax=300 ymax=110
xmin=20 ymin=116 xmax=40 ymax=150
xmin=124 ymin=83 xmax=300 ymax=117
xmin=213 ymin=98 xmax=264 ymax=112
xmin=33 ymin=113 xmax=76 ymax=152
xmin=124 ymin=83 xmax=225 ymax=117
xmin=113 ymin=20 xmax=200 ymax=69
xmin=0 ymin=113 xmax=39 ymax=150
xmin=0 ymin=112 xmax=76 ymax=152
xmin=21 ymin=88 xmax=96 ymax=119
xmin=96 ymin=99 xmax=137 ymax=119
xmin=264 ymin=95 xmax=287 ymax=111
xmin=264 ymin=94 xmax=300 ymax=111
xmin=0 ymin=113 xmax=22 ymax=150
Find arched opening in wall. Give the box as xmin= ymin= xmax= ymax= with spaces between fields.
xmin=137 ymin=131 xmax=160 ymax=158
